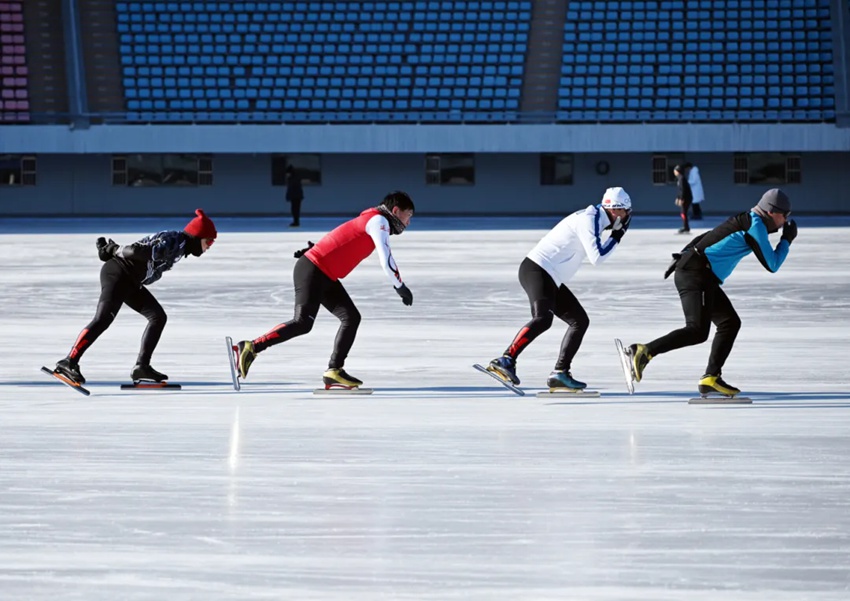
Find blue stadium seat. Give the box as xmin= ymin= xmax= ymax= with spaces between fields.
xmin=115 ymin=0 xmax=532 ymax=120
xmin=556 ymin=0 xmax=835 ymax=123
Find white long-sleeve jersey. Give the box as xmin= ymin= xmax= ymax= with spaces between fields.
xmin=364 ymin=214 xmax=404 ymax=288
xmin=526 ymin=204 xmax=619 ymax=286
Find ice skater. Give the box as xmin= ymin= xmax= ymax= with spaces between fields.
xmin=485 ymin=187 xmax=633 ymax=391
xmin=623 ymin=189 xmax=797 ymax=397
xmin=52 ymin=209 xmax=218 ymax=385
xmin=234 ymin=191 xmax=415 ymax=389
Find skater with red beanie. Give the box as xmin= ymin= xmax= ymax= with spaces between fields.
xmin=51 ymin=209 xmax=217 ymax=386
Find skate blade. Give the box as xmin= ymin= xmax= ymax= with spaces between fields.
xmin=313 ymin=387 xmax=374 ymax=395
xmin=472 ymin=364 xmax=525 ymax=396
xmin=225 ymin=336 xmax=241 ymax=391
xmin=40 ymin=366 xmax=91 ymax=396
xmin=688 ymin=396 xmax=752 ymax=404
xmin=121 ymin=382 xmax=182 ymax=390
xmin=613 ymin=338 xmax=635 ymax=394
xmin=537 ymin=389 xmax=601 ymax=398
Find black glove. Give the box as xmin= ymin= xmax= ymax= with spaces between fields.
xmin=781 ymin=219 xmax=797 ymax=244
xmin=395 ymin=283 xmax=413 ymax=306
xmin=293 ymin=241 xmax=315 ymax=258
xmin=96 ymin=237 xmax=119 ymax=262
xmin=664 ymin=253 xmax=682 ymax=280
xmin=610 ymin=214 xmax=630 ymax=243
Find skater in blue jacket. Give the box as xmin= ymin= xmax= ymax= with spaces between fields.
xmin=624 ymin=189 xmax=797 ymax=397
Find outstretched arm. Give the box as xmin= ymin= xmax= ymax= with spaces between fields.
xmin=365 ymin=215 xmax=404 ymax=288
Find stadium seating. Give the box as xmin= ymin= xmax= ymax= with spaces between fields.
xmin=0 ymin=0 xmax=29 ymax=123
xmin=115 ymin=1 xmax=531 ymax=122
xmin=558 ymin=0 xmax=836 ymax=122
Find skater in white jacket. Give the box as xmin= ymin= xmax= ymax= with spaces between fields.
xmin=486 ymin=187 xmax=633 ymax=391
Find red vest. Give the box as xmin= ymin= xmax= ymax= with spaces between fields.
xmin=306 ymin=208 xmax=382 ymax=281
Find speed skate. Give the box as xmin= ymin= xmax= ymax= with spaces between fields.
xmin=688 ymin=394 xmax=752 ymax=405
xmin=120 ymin=382 xmax=182 ymax=391
xmin=40 ymin=366 xmax=91 ymax=396
xmin=472 ymin=363 xmax=525 ymax=396
xmin=313 ymin=387 xmax=374 ymax=395
xmin=536 ymin=389 xmax=601 ymax=398
xmin=224 ymin=336 xmax=241 ymax=391
xmin=614 ymin=338 xmax=635 ymax=394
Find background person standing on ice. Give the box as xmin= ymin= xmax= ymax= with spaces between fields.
xmin=486 ymin=187 xmax=633 ymax=391
xmin=685 ymin=162 xmax=705 ymax=220
xmin=52 ymin=209 xmax=217 ymax=385
xmin=625 ymin=189 xmax=797 ymax=397
xmin=234 ymin=191 xmax=415 ymax=389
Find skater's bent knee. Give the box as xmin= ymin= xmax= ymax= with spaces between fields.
xmin=531 ymin=314 xmax=554 ymax=331
xmin=343 ymin=308 xmax=361 ymax=327
xmin=720 ymin=315 xmax=741 ymax=333
xmin=569 ymin=312 xmax=590 ymax=331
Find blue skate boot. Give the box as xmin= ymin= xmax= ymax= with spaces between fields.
xmin=547 ymin=370 xmax=587 ymax=391
xmin=487 ymin=355 xmax=520 ymax=386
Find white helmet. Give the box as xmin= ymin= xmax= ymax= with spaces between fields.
xmin=601 ymin=187 xmax=632 ymax=211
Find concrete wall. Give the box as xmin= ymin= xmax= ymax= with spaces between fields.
xmin=3 ymin=151 xmax=849 ymax=216
xmin=2 ymin=122 xmax=850 ymax=154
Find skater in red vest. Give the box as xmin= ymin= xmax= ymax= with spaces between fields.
xmin=235 ymin=191 xmax=415 ymax=388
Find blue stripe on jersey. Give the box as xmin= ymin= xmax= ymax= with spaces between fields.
xmin=594 ymin=204 xmax=617 ymax=257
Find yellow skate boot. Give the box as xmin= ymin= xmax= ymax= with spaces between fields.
xmin=322 ymin=368 xmax=363 ymax=390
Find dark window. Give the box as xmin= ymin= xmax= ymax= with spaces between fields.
xmin=651 ymin=154 xmax=684 ymax=185
xmin=733 ymin=155 xmax=749 ymax=184
xmin=0 ymin=155 xmax=36 ymax=186
xmin=113 ymin=154 xmax=212 ymax=187
xmin=271 ymin=154 xmax=322 ymax=186
xmin=651 ymin=155 xmax=667 ymax=185
xmin=425 ymin=153 xmax=474 ymax=185
xmin=733 ymin=153 xmax=801 ymax=185
xmin=540 ymin=154 xmax=574 ymax=185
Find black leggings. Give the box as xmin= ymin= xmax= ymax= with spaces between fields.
xmin=253 ymin=256 xmax=360 ymax=369
xmin=68 ymin=259 xmax=167 ymax=365
xmin=289 ymin=198 xmax=302 ymax=225
xmin=646 ymin=262 xmax=741 ymax=376
xmin=680 ymin=199 xmax=692 ymax=230
xmin=503 ymin=258 xmax=589 ymax=371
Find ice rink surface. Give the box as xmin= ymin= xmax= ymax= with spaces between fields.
xmin=1 ymin=215 xmax=848 ymax=600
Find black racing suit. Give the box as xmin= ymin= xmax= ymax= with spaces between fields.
xmin=66 ymin=231 xmax=198 ymax=366
xmin=251 ymin=255 xmax=361 ymax=369
xmin=503 ymin=258 xmax=589 ymax=372
xmin=648 ymin=211 xmax=790 ymax=376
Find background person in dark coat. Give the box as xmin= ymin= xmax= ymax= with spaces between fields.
xmin=674 ymin=164 xmax=693 ymax=234
xmin=286 ymin=165 xmax=304 ymax=227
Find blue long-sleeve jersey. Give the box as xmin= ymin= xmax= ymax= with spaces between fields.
xmin=692 ymin=211 xmax=790 ymax=284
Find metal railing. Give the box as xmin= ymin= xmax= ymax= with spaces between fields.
xmin=1 ymin=109 xmax=845 ymax=127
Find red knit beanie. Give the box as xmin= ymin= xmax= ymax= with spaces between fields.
xmin=184 ymin=209 xmax=217 ymax=239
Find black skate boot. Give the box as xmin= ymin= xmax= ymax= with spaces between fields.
xmin=55 ymin=358 xmax=86 ymax=385
xmin=131 ymin=364 xmax=168 ymax=383
xmin=698 ymin=374 xmax=740 ymax=397
xmin=237 ymin=340 xmax=257 ymax=379
xmin=487 ymin=355 xmax=520 ymax=385
xmin=322 ymin=368 xmax=363 ymax=389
